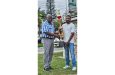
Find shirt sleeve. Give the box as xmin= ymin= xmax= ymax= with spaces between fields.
xmin=71 ymin=24 xmax=75 ymax=33
xmin=42 ymin=23 xmax=49 ymax=33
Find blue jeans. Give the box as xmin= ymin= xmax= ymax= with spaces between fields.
xmin=64 ymin=43 xmax=76 ymax=67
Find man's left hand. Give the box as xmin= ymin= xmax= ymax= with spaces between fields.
xmin=64 ymin=41 xmax=69 ymax=46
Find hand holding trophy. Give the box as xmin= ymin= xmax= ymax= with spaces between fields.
xmin=54 ymin=31 xmax=60 ymax=38
xmin=58 ymin=26 xmax=64 ymax=40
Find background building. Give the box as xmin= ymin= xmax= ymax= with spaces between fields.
xmin=68 ymin=0 xmax=77 ymax=18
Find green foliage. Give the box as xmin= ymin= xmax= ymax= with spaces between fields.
xmin=38 ymin=43 xmax=43 ymax=47
xmin=53 ymin=19 xmax=59 ymax=29
xmin=38 ymin=10 xmax=46 ymax=27
xmin=38 ymin=9 xmax=46 ymax=35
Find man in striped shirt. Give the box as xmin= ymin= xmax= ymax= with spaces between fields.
xmin=41 ymin=14 xmax=59 ymax=71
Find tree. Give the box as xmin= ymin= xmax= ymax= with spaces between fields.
xmin=38 ymin=8 xmax=46 ymax=36
xmin=53 ymin=19 xmax=59 ymax=31
xmin=46 ymin=0 xmax=56 ymax=19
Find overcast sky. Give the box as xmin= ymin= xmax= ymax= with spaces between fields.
xmin=38 ymin=0 xmax=67 ymax=15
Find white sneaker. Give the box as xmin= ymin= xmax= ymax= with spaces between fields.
xmin=72 ymin=67 xmax=77 ymax=71
xmin=63 ymin=65 xmax=70 ymax=69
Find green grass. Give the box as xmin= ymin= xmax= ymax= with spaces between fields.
xmin=38 ymin=52 xmax=77 ymax=75
xmin=38 ymin=43 xmax=43 ymax=47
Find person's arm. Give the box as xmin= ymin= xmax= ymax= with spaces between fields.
xmin=44 ymin=32 xmax=58 ymax=37
xmin=64 ymin=24 xmax=75 ymax=46
xmin=68 ymin=24 xmax=75 ymax=42
xmin=68 ymin=32 xmax=74 ymax=43
xmin=68 ymin=24 xmax=75 ymax=43
xmin=64 ymin=32 xmax=74 ymax=46
xmin=43 ymin=25 xmax=59 ymax=37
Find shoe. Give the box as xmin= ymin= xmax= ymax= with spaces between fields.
xmin=63 ymin=65 xmax=70 ymax=69
xmin=72 ymin=67 xmax=76 ymax=71
xmin=44 ymin=68 xmax=50 ymax=71
xmin=49 ymin=66 xmax=53 ymax=69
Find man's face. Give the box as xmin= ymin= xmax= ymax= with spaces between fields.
xmin=47 ymin=16 xmax=52 ymax=23
xmin=66 ymin=16 xmax=71 ymax=24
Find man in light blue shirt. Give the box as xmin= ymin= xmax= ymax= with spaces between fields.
xmin=41 ymin=14 xmax=59 ymax=71
xmin=42 ymin=20 xmax=55 ymax=39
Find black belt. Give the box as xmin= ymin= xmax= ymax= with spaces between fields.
xmin=42 ymin=37 xmax=54 ymax=39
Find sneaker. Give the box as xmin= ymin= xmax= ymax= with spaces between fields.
xmin=72 ymin=67 xmax=76 ymax=71
xmin=63 ymin=65 xmax=70 ymax=69
xmin=44 ymin=68 xmax=50 ymax=71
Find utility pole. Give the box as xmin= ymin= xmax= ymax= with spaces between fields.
xmin=49 ymin=0 xmax=52 ymax=15
xmin=66 ymin=0 xmax=68 ymax=15
xmin=46 ymin=0 xmax=56 ymax=19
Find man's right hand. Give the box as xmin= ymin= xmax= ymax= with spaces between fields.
xmin=44 ymin=32 xmax=60 ymax=38
xmin=54 ymin=34 xmax=60 ymax=38
xmin=54 ymin=31 xmax=59 ymax=34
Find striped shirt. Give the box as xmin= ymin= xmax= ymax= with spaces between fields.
xmin=41 ymin=20 xmax=55 ymax=39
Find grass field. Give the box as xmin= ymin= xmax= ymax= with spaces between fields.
xmin=38 ymin=52 xmax=77 ymax=75
xmin=38 ymin=43 xmax=43 ymax=47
